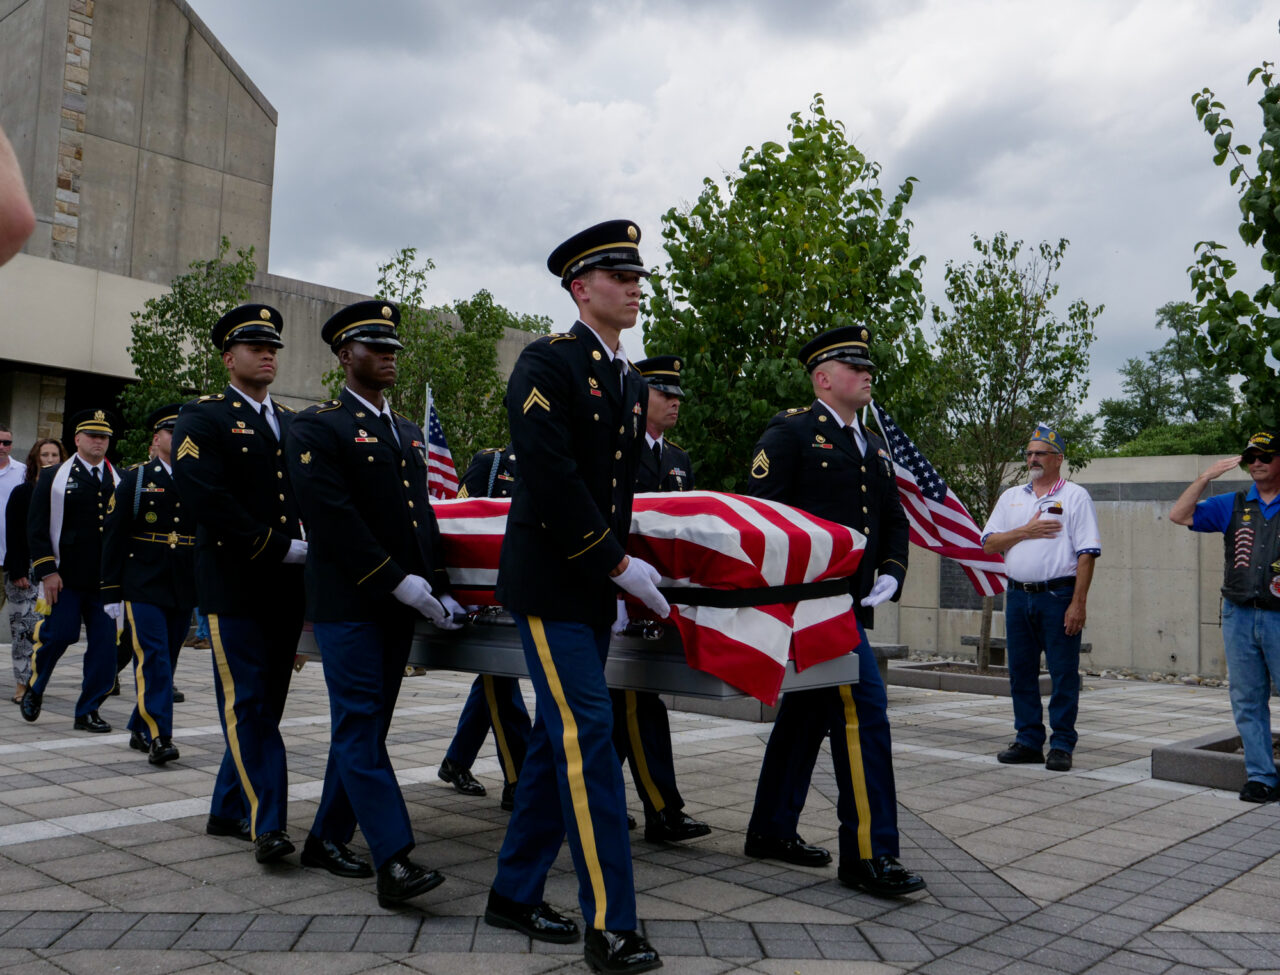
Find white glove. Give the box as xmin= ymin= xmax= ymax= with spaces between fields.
xmin=860 ymin=575 xmax=899 ymax=608
xmin=283 ymin=539 xmax=308 ymax=564
xmin=611 ymin=598 xmax=629 ymax=636
xmin=392 ymin=573 xmax=448 ymax=624
xmin=435 ymin=593 xmax=467 ymax=631
xmin=103 ymin=602 xmax=124 ymax=622
xmin=611 ymin=557 xmax=671 ymax=618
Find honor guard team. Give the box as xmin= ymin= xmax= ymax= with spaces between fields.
xmin=13 ymin=218 xmax=952 ymax=974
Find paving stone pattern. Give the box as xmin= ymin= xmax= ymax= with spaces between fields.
xmin=0 ymin=647 xmax=1277 ymax=973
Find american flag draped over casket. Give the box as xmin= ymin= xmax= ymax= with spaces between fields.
xmin=432 ymin=491 xmax=865 ymax=705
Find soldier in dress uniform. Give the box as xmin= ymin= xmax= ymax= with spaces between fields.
xmin=286 ymin=300 xmax=464 ymax=908
xmin=21 ymin=409 xmax=121 ymax=731
xmin=613 ymin=355 xmax=710 ymax=845
xmin=743 ymin=326 xmax=926 ymax=898
xmin=101 ymin=404 xmax=194 ymax=765
xmin=484 ymin=220 xmax=667 ymax=974
xmin=441 ymin=446 xmax=532 ymax=813
xmin=172 ymin=305 xmax=307 ymax=865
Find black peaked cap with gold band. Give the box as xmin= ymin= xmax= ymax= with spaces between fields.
xmin=634 ymin=355 xmax=685 ymax=398
xmin=547 ymin=219 xmax=651 ymax=291
xmin=70 ymin=408 xmax=115 ymax=437
xmin=798 ymin=325 xmax=875 ymax=372
xmin=321 ymin=300 xmax=404 ymax=353
xmin=212 ymin=303 xmax=285 ymax=351
xmin=145 ymin=403 xmax=183 ymax=432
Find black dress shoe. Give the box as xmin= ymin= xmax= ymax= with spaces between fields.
xmin=1240 ymin=779 xmax=1278 ymax=803
xmin=438 ymin=757 xmax=486 ymax=796
xmin=743 ymin=831 xmax=831 ymax=866
xmin=583 ymin=928 xmax=662 ymax=974
xmin=838 ymin=855 xmax=927 ymax=897
xmin=301 ymin=836 xmax=374 ymax=878
xmin=73 ymin=711 xmax=111 ymax=733
xmin=500 ymin=781 xmax=516 ymax=812
xmin=206 ymin=814 xmax=252 ymax=841
xmin=1045 ymin=748 xmax=1072 ymax=772
xmin=627 ymin=814 xmax=637 ymax=830
xmin=254 ymin=829 xmax=295 ymax=863
xmin=149 ymin=737 xmax=179 ymax=765
xmin=129 ymin=730 xmax=150 ymax=752
xmin=376 ymin=854 xmax=444 ymax=908
xmin=644 ymin=809 xmax=711 ymax=844
xmin=484 ymin=888 xmax=580 ymax=943
xmin=19 ymin=688 xmax=41 ymax=722
xmin=997 ymin=742 xmax=1044 ymax=764
xmin=172 ymin=688 xmax=185 ymax=704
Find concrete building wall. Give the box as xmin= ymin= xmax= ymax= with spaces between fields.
xmin=0 ymin=0 xmax=277 ymax=282
xmin=891 ymin=455 xmax=1248 ymax=679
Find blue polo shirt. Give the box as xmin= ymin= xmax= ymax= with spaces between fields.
xmin=1190 ymin=484 xmax=1280 ymax=533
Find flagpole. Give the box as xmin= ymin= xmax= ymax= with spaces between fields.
xmin=424 ymin=382 xmax=432 ymax=432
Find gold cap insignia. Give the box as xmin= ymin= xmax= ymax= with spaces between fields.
xmin=674 ymin=359 xmax=681 ymax=369
xmin=300 ymin=451 xmax=311 ymax=465
xmin=627 ymin=225 xmax=638 ymax=241
xmin=94 ymin=410 xmax=105 ymax=421
xmin=860 ymin=328 xmax=868 ymax=341
xmin=261 ymin=308 xmax=271 ymax=320
xmin=381 ymin=306 xmax=392 ymax=319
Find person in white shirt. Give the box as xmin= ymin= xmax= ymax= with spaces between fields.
xmin=981 ymin=424 xmax=1100 ymax=772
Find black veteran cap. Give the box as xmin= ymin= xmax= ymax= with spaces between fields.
xmin=70 ymin=408 xmax=114 ymax=437
xmin=634 ymin=355 xmax=685 ymax=397
xmin=212 ymin=304 xmax=284 ymax=351
xmin=321 ymin=300 xmax=404 ymax=353
xmin=547 ymin=219 xmax=650 ymax=291
xmin=145 ymin=403 xmax=182 ymax=432
xmin=799 ymin=325 xmax=875 ymax=372
xmin=1243 ymin=430 xmax=1278 ymax=460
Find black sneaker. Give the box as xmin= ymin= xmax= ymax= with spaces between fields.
xmin=1045 ymin=749 xmax=1072 ymax=772
xmin=996 ymin=742 xmax=1044 ymax=764
xmin=1239 ymin=780 xmax=1278 ymax=803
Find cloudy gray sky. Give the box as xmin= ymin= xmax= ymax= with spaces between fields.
xmin=195 ymin=0 xmax=1273 ymax=407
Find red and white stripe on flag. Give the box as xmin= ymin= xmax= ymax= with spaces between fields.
xmin=432 ymin=491 xmax=866 ymax=705
xmin=425 ymin=402 xmax=459 ymax=500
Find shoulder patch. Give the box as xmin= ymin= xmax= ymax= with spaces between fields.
xmin=196 ymin=393 xmax=225 ymax=404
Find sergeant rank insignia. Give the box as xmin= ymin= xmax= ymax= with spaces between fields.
xmin=176 ymin=437 xmax=199 ymax=460
xmin=751 ymin=449 xmax=770 ymax=479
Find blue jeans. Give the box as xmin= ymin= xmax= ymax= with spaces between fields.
xmin=1220 ymin=599 xmax=1280 ymax=786
xmin=1005 ymin=584 xmax=1081 ymax=754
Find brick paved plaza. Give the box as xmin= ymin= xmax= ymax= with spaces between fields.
xmin=0 ymin=646 xmax=1277 ymax=974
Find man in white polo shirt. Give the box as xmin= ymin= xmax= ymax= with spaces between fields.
xmin=981 ymin=424 xmax=1101 ymax=772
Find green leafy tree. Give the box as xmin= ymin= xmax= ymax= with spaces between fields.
xmin=1112 ymin=420 xmax=1236 ymax=457
xmin=1189 ymin=61 xmax=1280 ymax=430
xmin=924 ymin=232 xmax=1102 ymax=670
xmin=326 ymin=248 xmax=550 ymax=466
xmin=643 ymin=94 xmax=931 ymax=491
xmin=1096 ymin=301 xmax=1233 ymax=450
xmin=118 ymin=237 xmax=256 ymax=462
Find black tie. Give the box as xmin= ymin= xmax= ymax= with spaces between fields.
xmin=92 ymin=466 xmax=101 ymax=484
xmin=614 ymin=358 xmax=626 ymax=392
xmin=377 ymin=411 xmax=399 ymax=446
xmin=846 ymin=425 xmax=862 ymax=459
xmin=652 ymin=442 xmax=662 ymax=467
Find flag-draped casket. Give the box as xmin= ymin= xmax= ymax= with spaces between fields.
xmin=433 ymin=491 xmax=866 ymax=705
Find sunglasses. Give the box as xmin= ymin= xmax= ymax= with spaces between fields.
xmin=1243 ymin=451 xmax=1277 ymax=464
xmin=0 ymin=440 xmax=11 ymax=446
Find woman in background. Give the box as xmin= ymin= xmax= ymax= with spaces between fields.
xmin=5 ymin=438 xmax=66 ymax=702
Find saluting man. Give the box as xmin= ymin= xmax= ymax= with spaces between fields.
xmin=22 ymin=409 xmax=121 ymax=730
xmin=485 ymin=220 xmax=668 ymax=974
xmin=172 ymin=305 xmax=306 ymax=865
xmin=744 ymin=326 xmax=926 ymax=898
xmin=101 ymin=403 xmax=195 ymax=765
xmin=287 ymin=300 xmax=464 ymax=908
xmin=614 ymin=355 xmax=710 ymax=845
xmin=441 ymin=445 xmax=532 ymax=813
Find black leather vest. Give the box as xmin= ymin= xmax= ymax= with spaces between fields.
xmin=1221 ymin=491 xmax=1280 ymax=609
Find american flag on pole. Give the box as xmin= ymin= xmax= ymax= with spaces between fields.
xmin=432 ymin=491 xmax=866 ymax=705
xmin=870 ymin=401 xmax=1006 ymax=597
xmin=424 ymin=385 xmax=459 ymax=499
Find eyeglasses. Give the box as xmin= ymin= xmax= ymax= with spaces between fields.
xmin=0 ymin=440 xmax=11 ymax=446
xmin=1244 ymin=452 xmax=1277 ymax=464
xmin=1024 ymin=450 xmax=1054 ymax=459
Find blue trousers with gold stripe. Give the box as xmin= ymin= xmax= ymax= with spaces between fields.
xmin=207 ymin=612 xmax=300 ymax=840
xmin=310 ymin=617 xmax=415 ymax=869
xmin=748 ymin=629 xmax=900 ymax=862
xmin=124 ymin=601 xmax=188 ymax=741
xmin=610 ymin=689 xmax=684 ymax=820
xmin=28 ymin=587 xmax=116 ymax=719
xmin=444 ymin=675 xmax=530 ymax=784
xmin=492 ymin=615 xmax=635 ymax=931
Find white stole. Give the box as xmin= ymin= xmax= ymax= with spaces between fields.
xmin=49 ymin=458 xmax=118 ymax=564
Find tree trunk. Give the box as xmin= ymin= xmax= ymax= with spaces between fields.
xmin=976 ymin=594 xmax=995 ymax=674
